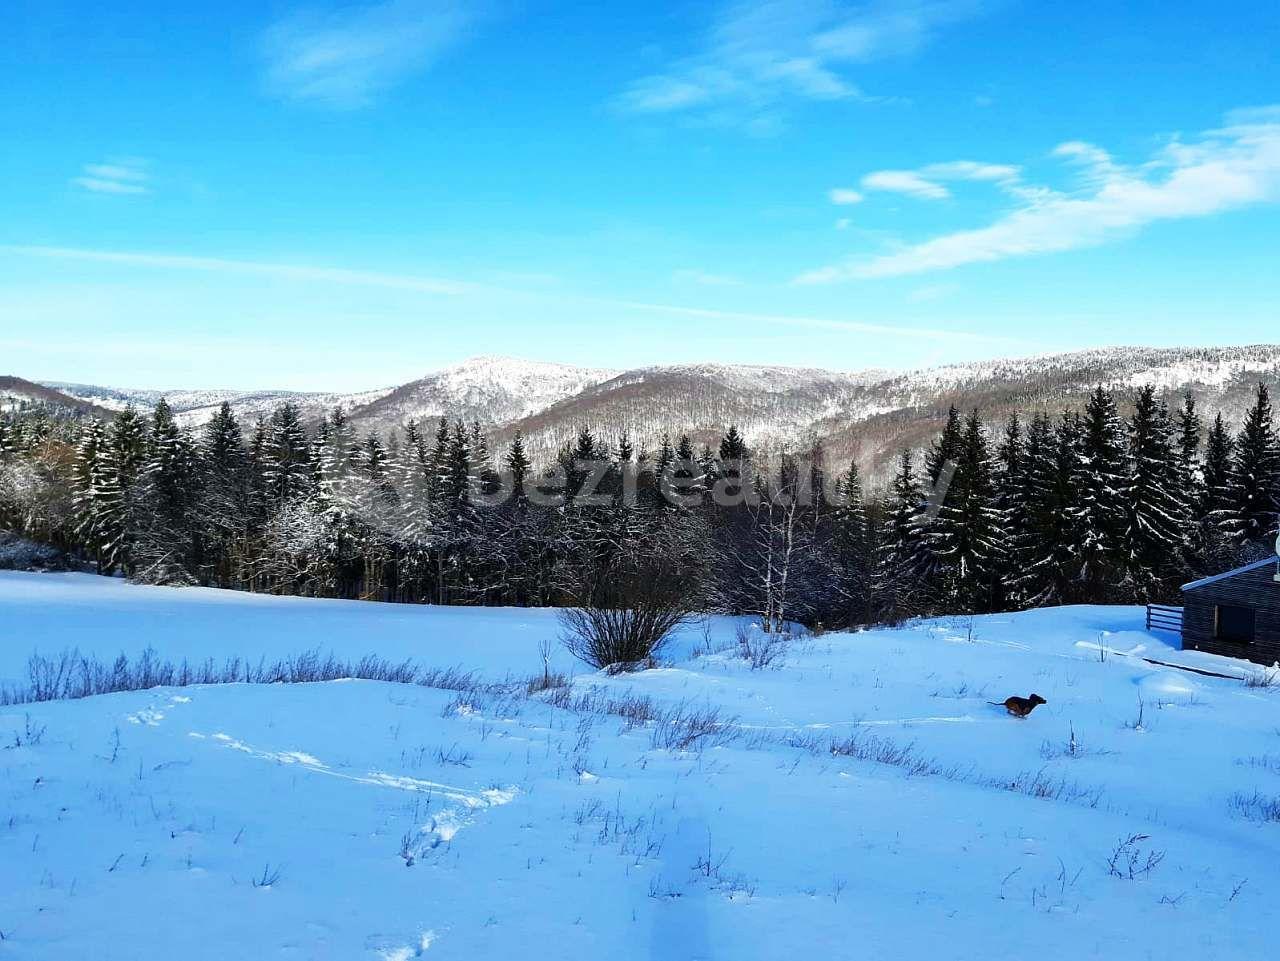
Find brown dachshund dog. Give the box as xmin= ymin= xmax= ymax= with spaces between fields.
xmin=990 ymin=694 xmax=1046 ymax=717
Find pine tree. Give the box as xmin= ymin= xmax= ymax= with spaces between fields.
xmin=1220 ymin=383 xmax=1280 ymax=545
xmin=468 ymin=422 xmax=496 ymax=498
xmin=391 ymin=419 xmax=432 ymax=548
xmin=924 ymin=406 xmax=963 ymax=486
xmin=1176 ymin=393 xmax=1201 ymax=471
xmin=203 ymin=403 xmax=244 ymax=475
xmin=616 ymin=431 xmax=635 ymax=464
xmin=668 ymin=434 xmax=706 ymax=505
xmin=875 ymin=450 xmax=924 ymax=621
xmin=198 ymin=403 xmax=248 ymax=587
xmin=1018 ymin=412 xmax=1082 ymax=606
xmin=262 ymin=404 xmax=312 ymax=505
xmin=73 ymin=421 xmax=116 ymax=572
xmin=423 ymin=416 xmax=448 ymax=495
xmin=993 ymin=414 xmax=1027 ymax=607
xmin=132 ymin=399 xmax=201 ymax=583
xmin=505 ymin=430 xmax=531 ymax=499
xmin=919 ymin=411 xmax=1005 ymax=612
xmin=105 ymin=405 xmax=148 ymax=573
xmin=564 ymin=426 xmax=599 ymax=500
xmin=1201 ymin=413 xmax=1235 ymax=517
xmin=1120 ymin=387 xmax=1190 ymax=598
xmin=830 ymin=459 xmax=873 ymax=626
xmin=1074 ymin=386 xmax=1127 ymax=598
xmin=719 ymin=425 xmax=749 ymax=463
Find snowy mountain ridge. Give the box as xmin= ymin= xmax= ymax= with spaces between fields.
xmin=29 ymin=344 xmax=1280 ymax=483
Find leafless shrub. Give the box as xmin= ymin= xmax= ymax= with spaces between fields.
xmin=734 ymin=623 xmax=788 ymax=670
xmin=433 ymin=743 xmax=473 ymax=767
xmin=525 ymin=671 xmax=568 ymax=695
xmin=1106 ymin=834 xmax=1165 ymax=879
xmin=1229 ymin=790 xmax=1280 ymax=822
xmin=557 ymin=554 xmax=697 ymax=671
xmin=4 ymin=714 xmax=46 ymax=749
xmin=822 ymin=728 xmax=1104 ymax=809
xmin=1039 ymin=723 xmax=1110 ymax=760
xmin=649 ymin=703 xmax=738 ymax=752
xmin=0 ymin=647 xmax=494 ymax=707
xmin=1238 ymin=754 xmax=1280 ymax=775
xmin=251 ymin=863 xmax=283 ymax=888
xmin=829 ymin=731 xmax=936 ymax=776
xmin=440 ymin=692 xmax=484 ymax=718
xmin=398 ymin=831 xmax=419 ymax=867
xmin=996 ymin=770 xmax=1103 ymax=807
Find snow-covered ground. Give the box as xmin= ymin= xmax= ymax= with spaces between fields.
xmin=2 ymin=573 xmax=1278 ymax=959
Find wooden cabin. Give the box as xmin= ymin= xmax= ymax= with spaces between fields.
xmin=1181 ymin=557 xmax=1280 ymax=665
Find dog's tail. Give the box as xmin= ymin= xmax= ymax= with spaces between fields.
xmin=987 ymin=701 xmax=1006 ymax=706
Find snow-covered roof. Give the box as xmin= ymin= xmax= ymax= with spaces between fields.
xmin=1181 ymin=557 xmax=1277 ymax=592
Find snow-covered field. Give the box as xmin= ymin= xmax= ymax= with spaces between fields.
xmin=2 ymin=573 xmax=1279 ymax=960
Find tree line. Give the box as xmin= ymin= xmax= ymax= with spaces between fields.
xmin=1 ymin=382 xmax=1277 ymax=630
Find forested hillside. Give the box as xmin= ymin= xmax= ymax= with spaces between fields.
xmin=3 ymin=377 xmax=1276 ymax=625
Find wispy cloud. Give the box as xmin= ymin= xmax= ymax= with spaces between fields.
xmin=829 ymin=187 xmax=864 ymax=205
xmin=618 ymin=0 xmax=989 ymax=128
xmin=859 ymin=160 xmax=1020 ymax=200
xmin=2 ymin=243 xmax=1015 ymax=347
xmin=800 ymin=106 xmax=1280 ymax=282
xmin=861 ymin=169 xmax=949 ymax=199
xmin=4 ymin=245 xmax=476 ymax=295
xmin=260 ymin=0 xmax=485 ymax=109
xmin=72 ymin=159 xmax=149 ymax=195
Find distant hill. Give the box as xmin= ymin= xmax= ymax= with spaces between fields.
xmin=37 ymin=344 xmax=1280 ymax=486
xmin=46 ymin=381 xmax=394 ymax=430
xmin=1 ymin=375 xmax=115 ymax=419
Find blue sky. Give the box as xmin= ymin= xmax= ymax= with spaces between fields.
xmin=3 ymin=0 xmax=1280 ymax=390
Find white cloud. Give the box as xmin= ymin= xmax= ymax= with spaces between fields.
xmin=829 ymin=187 xmax=864 ymax=205
xmin=618 ymin=0 xmax=988 ymax=127
xmin=799 ymin=106 xmax=1280 ymax=282
xmin=72 ymin=159 xmax=148 ymax=195
xmin=922 ymin=160 xmax=1019 ymax=182
xmin=861 ymin=169 xmax=950 ymax=199
xmin=858 ymin=159 xmax=1021 ymax=200
xmin=260 ymin=0 xmax=484 ymax=109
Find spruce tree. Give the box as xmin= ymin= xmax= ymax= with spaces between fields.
xmin=830 ymin=459 xmax=873 ymax=626
xmin=876 ymin=450 xmax=924 ymax=621
xmin=1074 ymin=387 xmax=1127 ymax=598
xmin=1120 ymin=387 xmax=1189 ymax=598
xmin=920 ymin=411 xmax=1004 ymax=612
xmin=505 ymin=430 xmax=531 ymax=499
xmin=1201 ymin=413 xmax=1235 ymax=517
xmin=719 ymin=425 xmax=748 ymax=462
xmin=1018 ymin=412 xmax=1082 ymax=605
xmin=1220 ymin=383 xmax=1280 ymax=545
xmin=73 ymin=421 xmax=116 ymax=572
xmin=429 ymin=417 xmax=452 ymax=497
xmin=993 ymin=414 xmax=1027 ymax=607
xmin=262 ymin=403 xmax=312 ymax=504
xmin=924 ymin=406 xmax=963 ymax=487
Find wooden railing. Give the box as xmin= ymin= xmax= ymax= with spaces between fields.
xmin=1145 ymin=604 xmax=1183 ymax=634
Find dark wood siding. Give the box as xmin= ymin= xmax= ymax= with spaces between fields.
xmin=1181 ymin=561 xmax=1280 ymax=665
